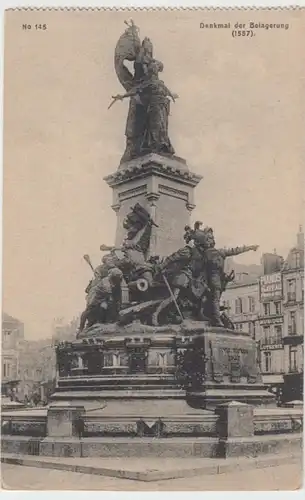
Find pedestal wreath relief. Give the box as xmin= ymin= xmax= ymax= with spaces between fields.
xmin=53 ymin=21 xmax=275 ymax=412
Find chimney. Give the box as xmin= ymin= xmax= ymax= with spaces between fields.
xmin=261 ymin=253 xmax=283 ymax=275
xmin=297 ymin=225 xmax=304 ymax=250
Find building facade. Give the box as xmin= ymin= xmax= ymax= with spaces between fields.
xmin=258 ymin=271 xmax=285 ymax=396
xmin=52 ymin=317 xmax=79 ymax=344
xmin=1 ymin=313 xmax=24 ymax=395
xmin=281 ymin=228 xmax=304 ymax=402
xmin=16 ymin=318 xmax=79 ymax=403
xmin=222 ymin=275 xmax=260 ymax=338
xmin=17 ymin=339 xmax=56 ymax=403
xmin=222 ymin=230 xmax=304 ymax=404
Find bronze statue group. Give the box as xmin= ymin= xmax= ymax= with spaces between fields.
xmin=78 ymin=204 xmax=258 ymax=334
xmin=78 ymin=23 xmax=259 ymax=334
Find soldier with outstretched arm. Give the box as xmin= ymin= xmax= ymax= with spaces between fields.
xmin=202 ymin=228 xmax=259 ymax=326
xmin=152 ymin=225 xmax=211 ymax=325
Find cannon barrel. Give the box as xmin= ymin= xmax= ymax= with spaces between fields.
xmin=128 ymin=278 xmax=149 ymax=292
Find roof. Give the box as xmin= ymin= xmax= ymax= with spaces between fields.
xmin=282 ymin=247 xmax=304 ymax=272
xmin=2 ymin=312 xmax=23 ymax=325
xmin=227 ymin=276 xmax=259 ymax=289
xmin=225 ymin=260 xmax=262 ymax=289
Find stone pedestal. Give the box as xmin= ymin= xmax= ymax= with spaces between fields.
xmin=47 ymin=403 xmax=85 ymax=438
xmin=52 ymin=321 xmax=275 ymax=425
xmin=185 ymin=327 xmax=276 ymax=410
xmin=104 ymin=153 xmax=202 ymax=257
xmin=216 ymin=401 xmax=254 ymax=439
xmin=215 ymin=401 xmax=255 ymax=458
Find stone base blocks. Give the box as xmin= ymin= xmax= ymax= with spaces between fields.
xmin=2 ymin=401 xmax=302 ymax=459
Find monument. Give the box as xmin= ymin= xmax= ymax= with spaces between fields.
xmin=51 ymin=21 xmax=275 ymax=434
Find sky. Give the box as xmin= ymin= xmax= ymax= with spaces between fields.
xmin=3 ymin=9 xmax=304 ymax=339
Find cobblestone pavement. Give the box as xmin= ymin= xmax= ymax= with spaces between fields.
xmin=1 ymin=463 xmax=303 ymax=491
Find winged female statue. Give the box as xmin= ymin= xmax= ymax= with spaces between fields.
xmin=111 ymin=21 xmax=178 ymax=163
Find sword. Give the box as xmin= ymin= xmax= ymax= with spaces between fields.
xmin=108 ymin=95 xmax=122 ymax=110
xmin=161 ymin=272 xmax=184 ymax=322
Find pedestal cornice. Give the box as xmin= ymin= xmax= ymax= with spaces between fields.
xmin=104 ymin=153 xmax=202 ymax=189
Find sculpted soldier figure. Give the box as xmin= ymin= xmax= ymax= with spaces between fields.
xmin=79 ymin=267 xmax=123 ymax=332
xmin=202 ymin=228 xmax=259 ymax=326
xmin=100 ymin=204 xmax=158 ymax=290
xmin=152 ymin=222 xmax=210 ymax=325
xmin=151 ymin=223 xmax=259 ymax=327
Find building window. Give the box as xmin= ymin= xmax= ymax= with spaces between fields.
xmin=235 ymin=298 xmax=243 ymax=314
xmin=3 ymin=330 xmax=11 ymax=341
xmin=274 ymin=325 xmax=282 ymax=344
xmin=249 ymin=322 xmax=255 ymax=338
xmin=264 ymin=352 xmax=272 ymax=372
xmin=287 ymin=279 xmax=296 ymax=302
xmin=288 ymin=311 xmax=297 ymax=335
xmin=289 ymin=346 xmax=297 ymax=372
xmin=292 ymin=252 xmax=301 ymax=269
xmin=263 ymin=303 xmax=270 ymax=316
xmin=3 ymin=362 xmax=10 ymax=378
xmin=248 ymin=296 xmax=255 ymax=313
xmin=300 ymin=311 xmax=304 ymax=335
xmin=274 ymin=301 xmax=282 ymax=315
xmin=262 ymin=326 xmax=271 ymax=345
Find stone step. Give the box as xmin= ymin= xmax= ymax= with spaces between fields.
xmin=56 ymin=384 xmax=179 ymax=391
xmin=58 ymin=374 xmax=175 ymax=383
xmin=1 ymin=451 xmax=302 ymax=482
xmin=51 ymin=389 xmax=185 ymax=400
xmin=1 ymin=434 xmax=302 ymax=460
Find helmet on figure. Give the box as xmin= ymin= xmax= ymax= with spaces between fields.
xmin=108 ymin=267 xmax=123 ymax=284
